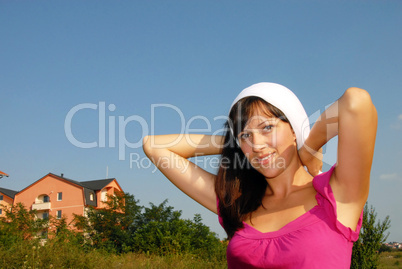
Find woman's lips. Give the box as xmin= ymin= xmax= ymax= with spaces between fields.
xmin=255 ymin=152 xmax=275 ymax=166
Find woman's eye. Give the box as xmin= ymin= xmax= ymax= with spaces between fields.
xmin=263 ymin=125 xmax=274 ymax=132
xmin=239 ymin=133 xmax=250 ymax=140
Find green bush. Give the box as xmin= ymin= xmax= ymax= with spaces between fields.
xmin=0 ymin=193 xmax=226 ymax=268
xmin=351 ymin=203 xmax=391 ymax=269
xmin=132 ymin=200 xmax=226 ymax=260
xmin=73 ymin=191 xmax=142 ymax=253
xmin=71 ymin=193 xmax=226 ymax=260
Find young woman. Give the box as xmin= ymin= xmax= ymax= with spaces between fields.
xmin=143 ymin=82 xmax=377 ymax=268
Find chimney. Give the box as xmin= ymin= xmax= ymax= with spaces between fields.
xmin=61 ymin=173 xmax=64 ymax=177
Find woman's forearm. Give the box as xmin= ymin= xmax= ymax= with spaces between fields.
xmin=303 ymin=87 xmax=376 ymax=155
xmin=302 ymin=100 xmax=339 ymax=153
xmin=143 ymin=134 xmax=224 ymax=159
xmin=142 ymin=134 xmax=223 ymax=213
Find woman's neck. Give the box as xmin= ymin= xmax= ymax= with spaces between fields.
xmin=264 ymin=159 xmax=313 ymax=199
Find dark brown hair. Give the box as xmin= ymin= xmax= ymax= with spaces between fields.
xmin=215 ymin=96 xmax=289 ymax=239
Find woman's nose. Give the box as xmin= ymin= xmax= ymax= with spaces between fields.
xmin=251 ymin=133 xmax=268 ymax=151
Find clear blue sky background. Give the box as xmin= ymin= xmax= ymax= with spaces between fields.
xmin=1 ymin=1 xmax=401 ymax=242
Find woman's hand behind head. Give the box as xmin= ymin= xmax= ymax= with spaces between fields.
xmin=298 ymin=144 xmax=323 ymax=177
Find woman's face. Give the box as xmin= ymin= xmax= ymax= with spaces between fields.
xmin=237 ymin=110 xmax=298 ymax=179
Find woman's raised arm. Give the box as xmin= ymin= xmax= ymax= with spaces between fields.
xmin=299 ymin=87 xmax=377 ymax=228
xmin=143 ymin=134 xmax=224 ymax=213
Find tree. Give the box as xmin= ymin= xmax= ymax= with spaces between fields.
xmin=132 ymin=200 xmax=226 ymax=260
xmin=351 ymin=203 xmax=391 ymax=269
xmin=73 ymin=191 xmax=142 ymax=253
xmin=73 ymin=194 xmax=226 ymax=259
xmin=0 ymin=203 xmax=47 ymax=242
xmin=0 ymin=203 xmax=50 ymax=268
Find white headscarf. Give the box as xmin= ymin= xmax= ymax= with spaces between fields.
xmin=229 ymin=82 xmax=310 ymax=149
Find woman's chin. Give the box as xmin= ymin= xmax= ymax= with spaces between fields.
xmin=255 ymin=166 xmax=285 ymax=179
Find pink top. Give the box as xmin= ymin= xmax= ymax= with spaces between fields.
xmin=218 ymin=165 xmax=363 ymax=269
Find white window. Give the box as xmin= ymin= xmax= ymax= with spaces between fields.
xmin=0 ymin=195 xmax=3 ymax=201
xmin=56 ymin=210 xmax=62 ymax=219
xmin=0 ymin=209 xmax=2 ymax=215
xmin=43 ymin=195 xmax=50 ymax=203
xmin=42 ymin=212 xmax=49 ymax=220
xmin=57 ymin=192 xmax=62 ymax=201
xmin=89 ymin=193 xmax=94 ymax=201
xmin=101 ymin=190 xmax=107 ymax=202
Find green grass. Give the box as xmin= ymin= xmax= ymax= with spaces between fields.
xmin=0 ymin=244 xmax=227 ymax=269
xmin=2 ymin=240 xmax=400 ymax=269
xmin=379 ymin=251 xmax=402 ymax=269
xmin=106 ymin=253 xmax=227 ymax=269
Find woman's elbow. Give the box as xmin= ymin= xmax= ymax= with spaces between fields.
xmin=142 ymin=135 xmax=152 ymax=156
xmin=342 ymin=87 xmax=376 ymax=116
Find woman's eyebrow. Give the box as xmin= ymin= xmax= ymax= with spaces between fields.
xmin=243 ymin=119 xmax=276 ymax=130
xmin=256 ymin=118 xmax=276 ymax=127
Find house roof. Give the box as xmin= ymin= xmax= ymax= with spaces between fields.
xmin=80 ymin=179 xmax=116 ymax=190
xmin=17 ymin=173 xmax=122 ymax=206
xmin=0 ymin=170 xmax=9 ymax=177
xmin=48 ymin=173 xmax=86 ymax=188
xmin=48 ymin=174 xmax=116 ymax=191
xmin=14 ymin=172 xmax=119 ymax=194
xmin=0 ymin=187 xmax=18 ymax=199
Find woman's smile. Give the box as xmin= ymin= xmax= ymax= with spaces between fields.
xmin=254 ymin=152 xmax=276 ymax=166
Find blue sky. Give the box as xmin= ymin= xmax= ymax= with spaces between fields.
xmin=1 ymin=1 xmax=401 ymax=242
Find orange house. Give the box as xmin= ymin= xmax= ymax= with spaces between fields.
xmin=0 ymin=187 xmax=18 ymax=216
xmin=13 ymin=173 xmax=124 ymax=225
